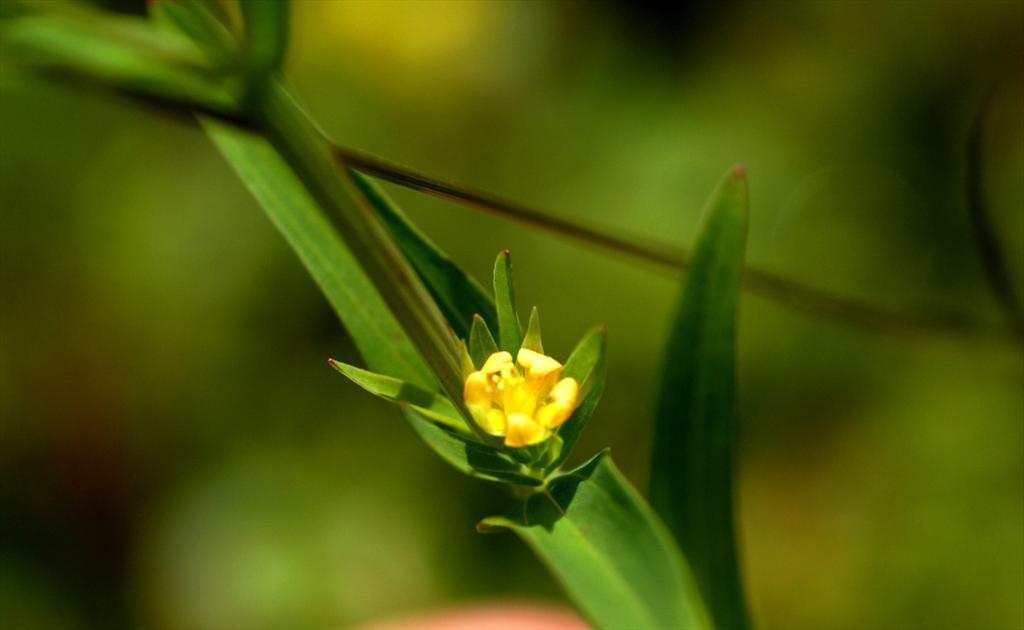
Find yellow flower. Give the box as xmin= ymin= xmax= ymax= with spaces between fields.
xmin=464 ymin=349 xmax=580 ymax=447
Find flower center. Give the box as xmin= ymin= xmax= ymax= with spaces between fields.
xmin=464 ymin=349 xmax=579 ymax=447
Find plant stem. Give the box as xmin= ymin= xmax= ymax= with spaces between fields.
xmin=332 ymin=144 xmax=1022 ymax=345
xmin=255 ymin=80 xmax=466 ymax=403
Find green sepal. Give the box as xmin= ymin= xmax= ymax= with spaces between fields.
xmin=546 ymin=326 xmax=608 ymax=473
xmin=458 ymin=339 xmax=476 ymax=379
xmin=354 ymin=172 xmax=497 ymax=339
xmin=521 ymin=306 xmax=543 ymax=353
xmin=561 ymin=325 xmax=606 ymax=385
xmin=405 ymin=410 xmax=542 ymax=486
xmin=493 ymin=250 xmax=522 ymax=354
xmin=469 ymin=314 xmax=500 ymax=368
xmin=508 ymin=442 xmax=548 ymax=465
xmin=543 ymin=434 xmax=564 ymax=468
xmin=329 ymin=360 xmax=467 ymax=433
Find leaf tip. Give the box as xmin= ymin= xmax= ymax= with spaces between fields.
xmin=476 ymin=517 xmax=512 ymax=534
xmin=327 ymin=358 xmax=358 ymax=379
xmin=730 ymin=163 xmax=747 ymax=179
xmin=503 ymin=248 xmax=511 ymax=258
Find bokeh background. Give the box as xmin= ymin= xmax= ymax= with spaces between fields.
xmin=2 ymin=1 xmax=1023 ymax=628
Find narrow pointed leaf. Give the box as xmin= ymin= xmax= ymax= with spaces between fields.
xmin=239 ymin=0 xmax=288 ymax=80
xmin=521 ymin=306 xmax=543 ymax=353
xmin=254 ymin=81 xmax=466 ymax=403
xmin=649 ymin=166 xmax=750 ymax=630
xmin=547 ymin=326 xmax=607 ymax=472
xmin=329 ymin=360 xmax=467 ymax=432
xmin=202 ymin=117 xmax=436 ymax=390
xmin=561 ymin=325 xmax=606 ymax=384
xmin=469 ymin=314 xmax=499 ymax=367
xmin=405 ymin=411 xmax=541 ymax=486
xmin=2 ymin=7 xmax=239 ymax=115
xmin=458 ymin=339 xmax=476 ymax=377
xmin=150 ymin=0 xmax=237 ymax=69
xmin=493 ymin=250 xmax=522 ymax=354
xmin=202 ymin=115 xmax=504 ymax=480
xmin=353 ymin=172 xmax=497 ymax=338
xmin=479 ymin=451 xmax=711 ymax=629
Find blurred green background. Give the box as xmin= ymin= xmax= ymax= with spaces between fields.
xmin=2 ymin=1 xmax=1022 ymax=628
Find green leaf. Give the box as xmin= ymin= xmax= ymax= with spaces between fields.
xmin=493 ymin=250 xmax=522 ymax=354
xmin=479 ymin=451 xmax=711 ymax=629
xmin=406 ymin=411 xmax=541 ymax=486
xmin=255 ymin=81 xmax=466 ymax=403
xmin=458 ymin=338 xmax=475 ymax=377
xmin=547 ymin=326 xmax=607 ymax=472
xmin=1 ymin=5 xmax=240 ymax=115
xmin=239 ymin=0 xmax=288 ymax=79
xmin=352 ymin=171 xmax=497 ymax=339
xmin=561 ymin=325 xmax=606 ymax=384
xmin=649 ymin=166 xmax=750 ymax=630
xmin=201 ymin=117 xmax=437 ymax=392
xmin=521 ymin=306 xmax=543 ymax=353
xmin=202 ymin=115 xmax=503 ymax=476
xmin=150 ymin=0 xmax=237 ymax=70
xmin=328 ymin=360 xmax=467 ymax=433
xmin=469 ymin=314 xmax=499 ymax=368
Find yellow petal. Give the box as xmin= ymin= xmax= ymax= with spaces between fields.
xmin=468 ymin=349 xmax=575 ymax=446
xmin=549 ymin=377 xmax=578 ymax=406
xmin=486 ymin=408 xmax=507 ymax=434
xmin=536 ymin=377 xmax=579 ymax=428
xmin=505 ymin=412 xmax=548 ymax=447
xmin=536 ymin=402 xmax=569 ymax=429
xmin=481 ymin=351 xmax=514 ymax=374
xmin=517 ymin=348 xmax=561 ymax=375
xmin=517 ymin=348 xmax=562 ymax=395
xmin=466 ymin=403 xmax=491 ymax=433
xmin=468 ymin=406 xmax=506 ymax=436
xmin=463 ymin=370 xmax=492 ymax=407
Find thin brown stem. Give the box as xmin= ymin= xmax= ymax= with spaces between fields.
xmin=332 ymin=145 xmax=684 ymax=268
xmin=331 ymin=144 xmax=1020 ymax=345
